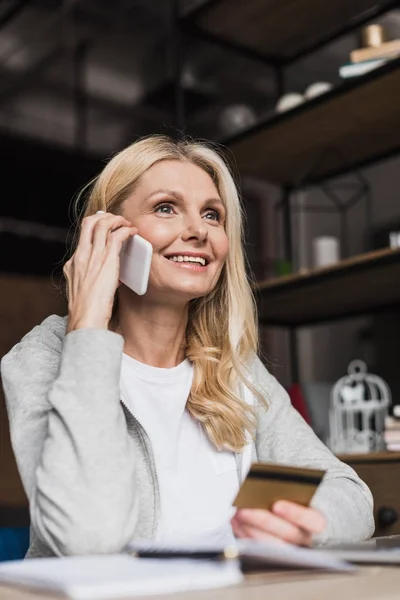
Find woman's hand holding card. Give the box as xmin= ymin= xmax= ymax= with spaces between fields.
xmin=231 ymin=501 xmax=326 ymax=546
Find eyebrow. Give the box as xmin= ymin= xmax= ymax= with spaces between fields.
xmin=146 ymin=188 xmax=224 ymax=206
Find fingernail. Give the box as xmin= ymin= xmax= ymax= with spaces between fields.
xmin=272 ymin=501 xmax=285 ymax=513
xmin=96 ymin=210 xmax=105 ymax=214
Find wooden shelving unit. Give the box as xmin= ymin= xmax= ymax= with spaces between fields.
xmin=224 ymin=58 xmax=400 ymax=185
xmin=187 ymin=0 xmax=400 ymax=186
xmin=189 ymin=0 xmax=396 ymax=61
xmin=186 ymin=0 xmax=400 ymax=381
xmin=256 ymin=247 xmax=400 ymax=326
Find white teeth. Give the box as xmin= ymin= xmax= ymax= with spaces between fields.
xmin=168 ymin=255 xmax=206 ymax=266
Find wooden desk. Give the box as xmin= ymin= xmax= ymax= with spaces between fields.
xmin=340 ymin=452 xmax=400 ymax=537
xmin=0 ymin=565 xmax=400 ymax=600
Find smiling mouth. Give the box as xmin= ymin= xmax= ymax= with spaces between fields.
xmin=163 ymin=255 xmax=209 ymax=270
xmin=164 ymin=254 xmax=210 ymax=265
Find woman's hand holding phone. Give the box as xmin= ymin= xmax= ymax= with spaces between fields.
xmin=231 ymin=501 xmax=326 ymax=546
xmin=64 ymin=212 xmax=137 ymax=332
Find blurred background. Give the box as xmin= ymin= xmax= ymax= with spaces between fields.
xmin=2 ymin=0 xmax=400 ymax=557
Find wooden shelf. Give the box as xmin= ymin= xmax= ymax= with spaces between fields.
xmin=190 ymin=0 xmax=394 ymax=61
xmin=221 ymin=58 xmax=400 ymax=186
xmin=338 ymin=452 xmax=400 ymax=464
xmin=256 ymin=247 xmax=400 ymax=326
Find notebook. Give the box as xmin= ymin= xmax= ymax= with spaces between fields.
xmin=128 ymin=538 xmax=355 ymax=572
xmin=0 ymin=554 xmax=243 ymax=600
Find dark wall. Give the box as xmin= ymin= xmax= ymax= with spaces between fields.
xmin=0 ymin=134 xmax=103 ymax=276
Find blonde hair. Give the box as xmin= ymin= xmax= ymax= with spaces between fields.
xmin=73 ymin=135 xmax=265 ymax=451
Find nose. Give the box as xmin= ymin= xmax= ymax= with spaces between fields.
xmin=181 ymin=213 xmax=208 ymax=244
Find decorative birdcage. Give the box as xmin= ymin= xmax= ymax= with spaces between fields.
xmin=328 ymin=360 xmax=391 ymax=454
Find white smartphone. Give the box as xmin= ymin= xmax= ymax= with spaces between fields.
xmin=119 ymin=234 xmax=153 ymax=295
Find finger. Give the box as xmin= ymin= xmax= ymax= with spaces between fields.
xmin=106 ymin=226 xmax=138 ymax=258
xmin=76 ymin=212 xmax=127 ymax=253
xmin=233 ymin=519 xmax=289 ymax=544
xmin=231 ymin=518 xmax=251 ymax=539
xmin=72 ymin=213 xmax=108 ymax=265
xmin=235 ymin=508 xmax=312 ymax=546
xmin=272 ymin=501 xmax=326 ymax=534
xmin=91 ymin=215 xmax=133 ymax=256
xmin=78 ymin=213 xmax=109 ymax=247
xmin=232 ymin=515 xmax=259 ymax=540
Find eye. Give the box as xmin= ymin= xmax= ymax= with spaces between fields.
xmin=204 ymin=209 xmax=221 ymax=222
xmin=155 ymin=202 xmax=175 ymax=215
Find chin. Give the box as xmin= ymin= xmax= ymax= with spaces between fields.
xmin=169 ymin=284 xmax=211 ymax=302
xmin=170 ymin=275 xmax=217 ymax=299
xmin=147 ymin=281 xmax=213 ymax=304
xmin=147 ymin=269 xmax=221 ymax=303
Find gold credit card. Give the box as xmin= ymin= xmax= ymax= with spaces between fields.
xmin=233 ymin=462 xmax=326 ymax=510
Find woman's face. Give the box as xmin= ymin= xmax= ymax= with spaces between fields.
xmin=122 ymin=160 xmax=229 ymax=303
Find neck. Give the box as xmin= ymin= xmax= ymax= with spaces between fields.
xmin=115 ymin=288 xmax=189 ymax=368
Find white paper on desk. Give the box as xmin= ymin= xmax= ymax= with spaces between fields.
xmin=236 ymin=539 xmax=356 ymax=572
xmin=129 ymin=539 xmax=355 ymax=573
xmin=0 ymin=554 xmax=243 ymax=600
xmin=322 ymin=546 xmax=400 ymax=565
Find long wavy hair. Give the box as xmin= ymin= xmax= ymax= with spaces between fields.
xmin=72 ymin=135 xmax=265 ymax=451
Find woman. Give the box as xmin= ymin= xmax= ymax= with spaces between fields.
xmin=2 ymin=135 xmax=374 ymax=559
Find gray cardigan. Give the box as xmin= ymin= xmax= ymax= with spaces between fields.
xmin=1 ymin=315 xmax=375 ymax=558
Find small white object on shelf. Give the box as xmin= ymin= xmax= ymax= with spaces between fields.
xmin=312 ymin=236 xmax=340 ymax=268
xmin=218 ymin=104 xmax=256 ymax=135
xmin=328 ymin=360 xmax=391 ymax=454
xmin=304 ymin=81 xmax=333 ymax=99
xmin=389 ymin=231 xmax=400 ymax=249
xmin=275 ymin=92 xmax=304 ymax=113
xmin=339 ymin=58 xmax=389 ymax=78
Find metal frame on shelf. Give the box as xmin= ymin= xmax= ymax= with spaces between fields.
xmin=275 ymin=147 xmax=373 ymax=261
xmin=274 ymin=159 xmax=372 ymax=383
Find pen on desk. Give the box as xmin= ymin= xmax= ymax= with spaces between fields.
xmin=128 ymin=545 xmax=239 ymax=561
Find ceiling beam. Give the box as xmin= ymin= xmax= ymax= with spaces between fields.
xmin=0 ymin=64 xmax=171 ymax=122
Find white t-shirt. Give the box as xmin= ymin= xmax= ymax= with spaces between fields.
xmin=120 ymin=354 xmax=240 ymax=545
